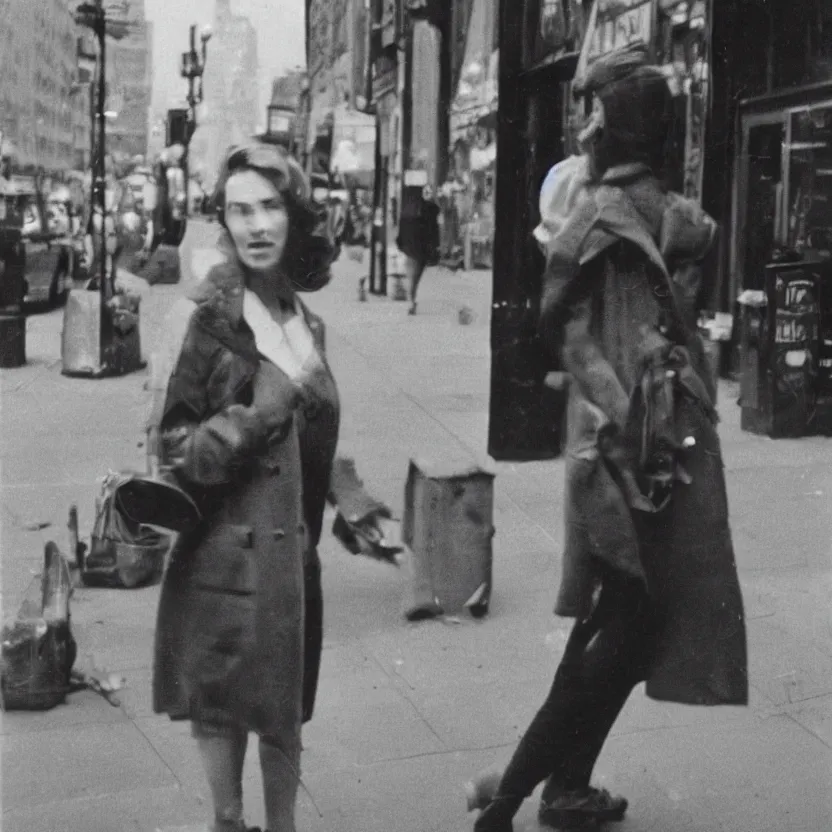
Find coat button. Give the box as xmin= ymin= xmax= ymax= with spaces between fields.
xmin=273 ymin=529 xmax=286 ymax=541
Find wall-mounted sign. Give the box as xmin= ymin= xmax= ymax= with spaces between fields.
xmin=586 ymin=0 xmax=653 ymax=61
xmin=372 ymin=53 xmax=398 ymax=102
xmin=380 ymin=0 xmax=399 ymax=48
xmin=268 ymin=113 xmax=292 ymax=134
xmin=404 ymin=169 xmax=428 ymax=186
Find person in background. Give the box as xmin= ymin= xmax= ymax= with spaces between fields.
xmin=396 ymin=179 xmax=440 ymax=315
xmin=84 ymin=179 xmax=122 ymax=290
xmin=469 ymin=43 xmax=747 ymax=832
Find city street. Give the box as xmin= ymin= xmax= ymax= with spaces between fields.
xmin=2 ymin=218 xmax=832 ymax=832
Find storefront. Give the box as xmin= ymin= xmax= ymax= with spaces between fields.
xmin=489 ymin=0 xmax=582 ymax=460
xmin=447 ymin=0 xmax=498 ymax=270
xmin=732 ymin=85 xmax=832 ymax=297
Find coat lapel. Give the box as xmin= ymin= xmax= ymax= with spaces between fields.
xmin=187 ymin=257 xmax=260 ymax=364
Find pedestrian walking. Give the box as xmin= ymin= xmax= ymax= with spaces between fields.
xmin=147 ymin=140 xmax=340 ymax=832
xmin=396 ymin=181 xmax=440 ymax=315
xmin=469 ymin=43 xmax=747 ymax=832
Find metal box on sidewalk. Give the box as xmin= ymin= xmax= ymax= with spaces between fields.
xmin=402 ymin=456 xmax=496 ymax=619
xmin=61 ymin=288 xmax=144 ymax=377
xmin=739 ymin=261 xmax=832 ymax=437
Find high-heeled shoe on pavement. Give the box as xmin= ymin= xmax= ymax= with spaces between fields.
xmin=472 ymin=795 xmax=522 ymax=832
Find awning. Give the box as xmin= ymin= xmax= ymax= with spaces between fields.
xmin=450 ymin=0 xmax=498 ymax=142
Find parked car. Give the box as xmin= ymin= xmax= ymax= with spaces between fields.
xmin=22 ymin=190 xmax=72 ymax=306
xmin=0 ymin=188 xmax=26 ymax=310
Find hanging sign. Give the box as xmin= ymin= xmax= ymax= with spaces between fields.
xmin=586 ymin=0 xmax=653 ymax=62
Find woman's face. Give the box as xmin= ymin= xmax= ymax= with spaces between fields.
xmin=224 ymin=169 xmax=289 ymax=272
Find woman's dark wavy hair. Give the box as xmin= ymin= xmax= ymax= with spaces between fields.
xmin=212 ymin=141 xmax=334 ymax=291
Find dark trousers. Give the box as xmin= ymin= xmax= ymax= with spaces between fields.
xmin=499 ymin=573 xmax=655 ymax=802
xmin=302 ymin=553 xmax=324 ymax=724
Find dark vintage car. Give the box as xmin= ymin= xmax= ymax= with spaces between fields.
xmin=1 ymin=183 xmax=73 ymax=307
xmin=23 ymin=190 xmax=73 ymax=305
xmin=0 ymin=191 xmax=26 ymax=311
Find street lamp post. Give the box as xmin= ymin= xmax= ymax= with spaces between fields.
xmin=180 ymin=24 xmax=211 ymax=215
xmin=68 ymin=0 xmax=140 ymax=378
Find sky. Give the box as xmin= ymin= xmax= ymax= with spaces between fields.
xmin=144 ymin=0 xmax=306 ymax=126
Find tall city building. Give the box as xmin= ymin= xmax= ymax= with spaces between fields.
xmin=192 ymin=0 xmax=259 ymax=186
xmin=0 ymin=0 xmax=89 ymax=173
xmin=106 ymin=0 xmax=153 ymax=160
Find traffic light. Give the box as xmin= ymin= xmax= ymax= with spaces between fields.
xmin=166 ymin=109 xmax=192 ymax=147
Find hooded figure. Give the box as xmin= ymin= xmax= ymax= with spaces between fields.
xmin=470 ymin=45 xmax=747 ymax=832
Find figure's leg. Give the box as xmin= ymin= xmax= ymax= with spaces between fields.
xmin=474 ymin=575 xmax=654 ymax=831
xmin=260 ymin=733 xmax=302 ymax=832
xmin=194 ymin=722 xmax=249 ymax=832
xmin=406 ymin=255 xmax=426 ymax=313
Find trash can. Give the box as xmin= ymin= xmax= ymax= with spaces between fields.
xmin=61 ymin=288 xmax=144 ymax=377
xmin=402 ymin=455 xmax=496 ymax=620
xmin=739 ymin=261 xmax=822 ymax=437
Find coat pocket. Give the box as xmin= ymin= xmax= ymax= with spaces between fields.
xmin=189 ymin=524 xmax=258 ymax=595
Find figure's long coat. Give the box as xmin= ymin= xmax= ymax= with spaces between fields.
xmin=147 ymin=262 xmax=339 ymax=746
xmin=540 ymin=163 xmax=748 ymax=707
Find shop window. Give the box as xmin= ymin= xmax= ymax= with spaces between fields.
xmin=739 ymin=118 xmax=786 ymax=291
xmin=734 ymin=98 xmax=832 ymax=297
xmin=785 ymin=104 xmax=832 ymax=259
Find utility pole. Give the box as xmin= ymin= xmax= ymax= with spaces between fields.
xmin=95 ymin=0 xmax=108 ymax=306
xmin=180 ymin=23 xmax=211 ymax=217
xmin=73 ymin=0 xmax=131 ymax=372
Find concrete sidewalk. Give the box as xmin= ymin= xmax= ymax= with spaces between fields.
xmin=2 ymin=220 xmax=831 ymax=832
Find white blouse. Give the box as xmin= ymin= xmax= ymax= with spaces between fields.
xmin=242 ymin=288 xmax=319 ymax=382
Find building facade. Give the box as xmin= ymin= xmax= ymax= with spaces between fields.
xmin=0 ymin=0 xmax=89 ymax=174
xmin=106 ymin=0 xmax=153 ymax=161
xmin=193 ymin=0 xmax=259 ymax=186
xmin=305 ymin=0 xmax=353 ymax=173
xmin=709 ymin=0 xmax=832 ymax=312
xmin=446 ymin=0 xmax=499 ymax=268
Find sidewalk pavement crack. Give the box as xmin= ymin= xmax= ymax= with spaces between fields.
xmin=781 ymin=709 xmax=832 ymax=750
xmin=369 ymin=653 xmax=446 ymax=748
xmin=364 ymin=740 xmax=516 ymax=767
xmin=131 ymin=717 xmax=185 ymax=789
xmin=502 ymin=490 xmax=558 ymax=546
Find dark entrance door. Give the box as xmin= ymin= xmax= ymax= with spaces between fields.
xmin=488 ymin=0 xmax=578 ymax=461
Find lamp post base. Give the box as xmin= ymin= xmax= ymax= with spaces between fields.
xmin=0 ymin=314 xmax=26 ymax=368
xmin=61 ymin=289 xmax=145 ymax=378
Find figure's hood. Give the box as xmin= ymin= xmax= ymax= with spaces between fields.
xmin=541 ymin=160 xmax=717 ymax=276
xmin=539 ymin=160 xmax=717 ymax=328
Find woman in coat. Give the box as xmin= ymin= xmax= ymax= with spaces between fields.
xmin=148 ymin=141 xmax=339 ymax=832
xmin=470 ymin=44 xmax=747 ymax=832
xmin=396 ymin=181 xmax=440 ymax=315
